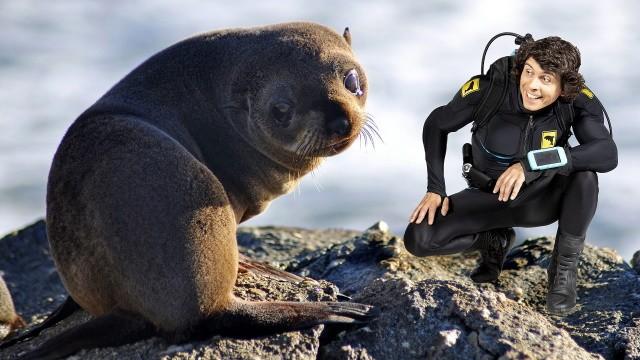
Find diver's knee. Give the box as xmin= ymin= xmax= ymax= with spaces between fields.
xmin=403 ymin=222 xmax=436 ymax=257
xmin=402 ymin=223 xmax=421 ymax=256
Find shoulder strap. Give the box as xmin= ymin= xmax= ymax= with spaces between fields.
xmin=555 ymin=101 xmax=575 ymax=145
xmin=471 ymin=56 xmax=513 ymax=133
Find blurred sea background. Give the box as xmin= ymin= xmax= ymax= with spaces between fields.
xmin=1 ymin=1 xmax=638 ymax=260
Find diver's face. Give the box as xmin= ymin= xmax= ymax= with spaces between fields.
xmin=519 ymin=57 xmax=562 ymax=111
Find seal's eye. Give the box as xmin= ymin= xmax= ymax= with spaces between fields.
xmin=344 ymin=69 xmax=364 ymax=97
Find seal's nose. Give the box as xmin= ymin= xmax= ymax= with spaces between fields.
xmin=326 ymin=117 xmax=351 ymax=137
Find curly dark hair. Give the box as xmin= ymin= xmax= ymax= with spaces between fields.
xmin=513 ymin=36 xmax=585 ymax=102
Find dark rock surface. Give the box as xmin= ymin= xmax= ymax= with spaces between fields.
xmin=0 ymin=220 xmax=639 ymax=359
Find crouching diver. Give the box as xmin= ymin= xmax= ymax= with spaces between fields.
xmin=403 ymin=34 xmax=617 ymax=315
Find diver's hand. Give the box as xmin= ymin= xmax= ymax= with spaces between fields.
xmin=493 ymin=163 xmax=525 ymax=201
xmin=409 ymin=192 xmax=449 ymax=225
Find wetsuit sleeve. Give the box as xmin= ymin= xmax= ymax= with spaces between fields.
xmin=423 ymin=77 xmax=484 ymax=196
xmin=563 ymin=90 xmax=618 ymax=174
xmin=519 ymin=159 xmax=543 ymax=184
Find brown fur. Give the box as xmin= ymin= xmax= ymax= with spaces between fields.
xmin=36 ymin=22 xmax=372 ymax=357
xmin=0 ymin=275 xmax=24 ymax=340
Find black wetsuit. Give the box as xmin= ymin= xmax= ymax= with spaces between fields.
xmin=403 ymin=74 xmax=618 ymax=256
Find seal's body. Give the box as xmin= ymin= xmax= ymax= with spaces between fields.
xmin=0 ymin=276 xmax=24 ymax=341
xmin=27 ymin=22 xmax=373 ymax=358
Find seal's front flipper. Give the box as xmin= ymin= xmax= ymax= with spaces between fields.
xmin=18 ymin=310 xmax=154 ymax=360
xmin=237 ymin=253 xmax=306 ymax=283
xmin=1 ymin=296 xmax=79 ymax=349
xmin=204 ymin=298 xmax=378 ymax=338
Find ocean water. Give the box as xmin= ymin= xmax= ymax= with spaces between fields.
xmin=1 ymin=0 xmax=638 ymax=259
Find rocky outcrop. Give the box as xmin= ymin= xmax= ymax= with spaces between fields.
xmin=632 ymin=251 xmax=640 ymax=275
xmin=0 ymin=220 xmax=639 ymax=359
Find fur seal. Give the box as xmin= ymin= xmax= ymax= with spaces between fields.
xmin=0 ymin=275 xmax=24 ymax=341
xmin=24 ymin=22 xmax=375 ymax=358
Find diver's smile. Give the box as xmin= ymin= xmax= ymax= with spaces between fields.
xmin=526 ymin=91 xmax=542 ymax=100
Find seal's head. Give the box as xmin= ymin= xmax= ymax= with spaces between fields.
xmin=225 ymin=22 xmax=369 ymax=171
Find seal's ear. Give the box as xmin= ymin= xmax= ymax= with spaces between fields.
xmin=343 ymin=27 xmax=351 ymax=46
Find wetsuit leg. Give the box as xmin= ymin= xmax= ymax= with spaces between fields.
xmin=403 ymin=171 xmax=600 ymax=289
xmin=403 ymin=175 xmax=568 ymax=257
xmin=557 ymin=171 xmax=598 ymax=236
xmin=509 ymin=174 xmax=567 ymax=227
xmin=403 ymin=188 xmax=513 ymax=257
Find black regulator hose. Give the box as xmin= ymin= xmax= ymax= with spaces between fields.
xmin=594 ymin=96 xmax=613 ymax=137
xmin=480 ymin=32 xmax=533 ymax=75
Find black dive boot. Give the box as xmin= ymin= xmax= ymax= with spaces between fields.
xmin=470 ymin=228 xmax=516 ymax=283
xmin=546 ymin=231 xmax=585 ymax=315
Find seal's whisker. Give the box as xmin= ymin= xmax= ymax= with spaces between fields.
xmin=363 ymin=113 xmax=384 ymax=148
xmin=304 ymin=131 xmax=316 ymax=158
xmin=298 ymin=139 xmax=312 ymax=166
xmin=364 ymin=120 xmax=383 ymax=143
xmin=365 ymin=114 xmax=383 ymax=141
xmin=296 ymin=169 xmax=303 ymax=198
xmin=368 ymin=127 xmax=383 ymax=143
xmin=301 ymin=131 xmax=315 ymax=160
xmin=295 ymin=132 xmax=313 ymax=165
xmin=365 ymin=114 xmax=380 ymax=132
xmin=359 ymin=129 xmax=368 ymax=148
xmin=357 ymin=123 xmax=370 ymax=147
xmin=311 ymin=130 xmax=323 ymax=157
xmin=294 ymin=137 xmax=304 ymax=155
xmin=293 ymin=144 xmax=303 ymax=165
xmin=362 ymin=127 xmax=375 ymax=150
xmin=295 ymin=132 xmax=310 ymax=155
xmin=359 ymin=131 xmax=369 ymax=149
xmin=365 ymin=113 xmax=379 ymax=131
xmin=366 ymin=130 xmax=374 ymax=149
xmin=300 ymin=137 xmax=310 ymax=161
xmin=365 ymin=125 xmax=377 ymax=146
xmin=310 ymin=168 xmax=323 ymax=192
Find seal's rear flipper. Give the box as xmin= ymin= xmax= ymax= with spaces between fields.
xmin=0 ymin=296 xmax=79 ymax=349
xmin=18 ymin=311 xmax=154 ymax=360
xmin=236 ymin=256 xmax=353 ymax=301
xmin=237 ymin=254 xmax=306 ymax=283
xmin=203 ymin=299 xmax=378 ymax=338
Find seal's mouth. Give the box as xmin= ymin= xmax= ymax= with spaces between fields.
xmin=320 ymin=112 xmax=379 ymax=156
xmin=324 ymin=135 xmax=356 ymax=155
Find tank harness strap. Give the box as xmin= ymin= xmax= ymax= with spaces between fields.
xmin=471 ymin=56 xmax=513 ymax=133
xmin=555 ymin=101 xmax=575 ymax=146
